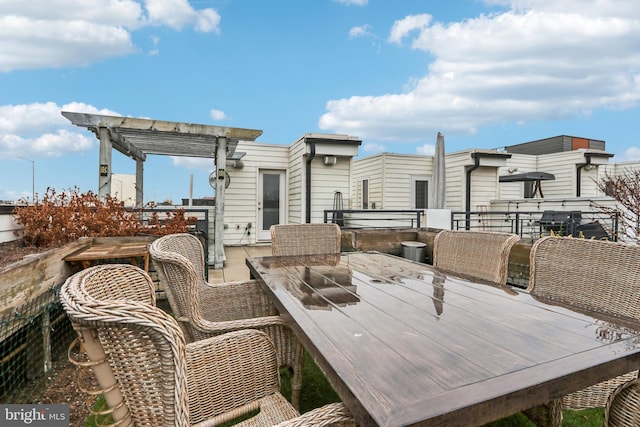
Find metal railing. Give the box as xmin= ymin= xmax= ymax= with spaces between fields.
xmin=451 ymin=210 xmax=619 ymax=241
xmin=324 ymin=209 xmax=423 ymax=229
xmin=324 ymin=208 xmax=620 ymax=241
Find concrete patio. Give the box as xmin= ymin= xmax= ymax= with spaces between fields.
xmin=208 ymin=244 xmax=272 ymax=283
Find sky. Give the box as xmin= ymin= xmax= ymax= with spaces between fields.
xmin=1 ymin=0 xmax=640 ymax=204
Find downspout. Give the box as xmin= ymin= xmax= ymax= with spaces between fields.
xmin=576 ymin=153 xmax=593 ymax=197
xmin=465 ymin=152 xmax=481 ymax=230
xmin=305 ymin=141 xmax=316 ymax=223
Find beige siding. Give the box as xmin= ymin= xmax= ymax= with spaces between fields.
xmin=536 ymin=151 xmax=588 ymax=198
xmin=470 ymin=167 xmax=499 ymax=211
xmin=352 ymin=155 xmax=384 ymax=209
xmin=310 ymin=157 xmax=351 ymax=223
xmin=224 ymin=142 xmax=289 ymax=244
xmin=497 ymin=154 xmax=538 ymax=200
xmin=288 ymin=140 xmax=306 ymax=224
xmin=352 ymin=153 xmax=433 ymax=209
xmin=381 ymin=155 xmax=431 ymax=209
xmin=443 ymin=152 xmax=469 ymax=211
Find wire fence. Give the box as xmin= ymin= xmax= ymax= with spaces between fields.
xmin=0 ymin=285 xmax=75 ymax=404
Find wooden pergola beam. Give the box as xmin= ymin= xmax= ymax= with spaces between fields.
xmin=62 ymin=111 xmax=262 ymax=269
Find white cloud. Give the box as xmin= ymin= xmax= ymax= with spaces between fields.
xmin=195 ymin=8 xmax=222 ymax=33
xmin=320 ymin=1 xmax=640 ymax=141
xmin=617 ymin=147 xmax=640 ymax=162
xmin=349 ymin=24 xmax=373 ymax=39
xmin=210 ymin=109 xmax=228 ymax=121
xmin=145 ymin=0 xmax=220 ymax=33
xmin=388 ymin=14 xmax=432 ymax=45
xmin=416 ymin=144 xmax=435 ymax=156
xmin=362 ymin=143 xmax=385 ymax=154
xmin=0 ymin=0 xmax=221 ymax=72
xmin=0 ymin=102 xmax=118 ymax=159
xmin=172 ymin=156 xmax=214 ymax=171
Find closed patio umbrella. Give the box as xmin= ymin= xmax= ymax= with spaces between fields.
xmin=431 ymin=132 xmax=446 ymax=209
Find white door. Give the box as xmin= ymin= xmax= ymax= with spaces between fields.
xmin=257 ymin=170 xmax=285 ymax=241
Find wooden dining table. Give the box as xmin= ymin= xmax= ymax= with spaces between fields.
xmin=246 ymin=251 xmax=640 ymax=427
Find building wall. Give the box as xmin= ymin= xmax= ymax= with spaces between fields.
xmin=351 ymin=154 xmax=384 ymax=209
xmin=111 ymin=173 xmax=136 ymax=207
xmin=505 ymin=135 xmax=606 ymax=154
xmin=497 ymin=154 xmax=538 ymax=200
xmin=351 ymin=153 xmax=433 ymax=210
xmin=288 ymin=139 xmax=306 ymax=224
xmin=442 ymin=152 xmax=468 ymax=211
xmin=381 ymin=154 xmax=431 ymax=209
xmin=536 ymin=151 xmax=609 ymax=198
xmin=225 ymin=141 xmax=289 ymax=245
xmin=470 ymin=167 xmax=501 ymax=212
xmin=0 ymin=206 xmax=20 ymax=243
xmin=309 ymin=156 xmax=351 ymax=223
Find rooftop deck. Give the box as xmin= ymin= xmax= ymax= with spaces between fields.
xmin=209 ymin=244 xmax=272 ymax=283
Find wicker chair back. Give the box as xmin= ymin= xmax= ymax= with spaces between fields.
xmin=433 ymin=230 xmax=520 ymax=285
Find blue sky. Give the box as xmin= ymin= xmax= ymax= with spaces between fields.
xmin=1 ymin=0 xmax=640 ymax=203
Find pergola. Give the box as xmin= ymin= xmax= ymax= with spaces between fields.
xmin=62 ymin=111 xmax=263 ymax=269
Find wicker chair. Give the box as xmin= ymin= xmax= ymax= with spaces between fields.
xmin=605 ymin=378 xmax=640 ymax=427
xmin=432 ymin=230 xmax=520 ymax=285
xmin=270 ymin=223 xmax=341 ymax=256
xmin=60 ymin=264 xmax=353 ymax=426
xmin=149 ymin=233 xmax=304 ymax=409
xmin=529 ymin=236 xmax=640 ymax=415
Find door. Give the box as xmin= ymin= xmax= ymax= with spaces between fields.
xmin=258 ymin=169 xmax=286 ymax=241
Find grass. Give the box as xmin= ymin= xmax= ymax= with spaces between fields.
xmin=86 ymin=351 xmax=605 ymax=426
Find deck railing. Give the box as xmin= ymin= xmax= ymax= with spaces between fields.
xmin=451 ymin=210 xmax=619 ymax=241
xmin=325 ymin=208 xmax=620 ymax=241
xmin=324 ymin=209 xmax=423 ymax=229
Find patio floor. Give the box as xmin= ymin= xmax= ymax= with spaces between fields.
xmin=208 ymin=244 xmax=272 ymax=283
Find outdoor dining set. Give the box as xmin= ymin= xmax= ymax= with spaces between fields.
xmin=59 ymin=223 xmax=640 ymax=426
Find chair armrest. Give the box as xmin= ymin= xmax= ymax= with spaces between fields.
xmin=605 ymin=377 xmax=640 ymax=426
xmin=187 ymin=313 xmax=289 ymax=335
xmin=200 ymin=279 xmax=278 ymax=320
xmin=185 ymin=329 xmax=281 ymax=420
xmin=273 ymin=402 xmax=355 ymax=427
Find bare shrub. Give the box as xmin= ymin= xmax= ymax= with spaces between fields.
xmin=13 ymin=187 xmax=196 ymax=248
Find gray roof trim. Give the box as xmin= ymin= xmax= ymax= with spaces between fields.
xmin=499 ymin=172 xmax=556 ymax=182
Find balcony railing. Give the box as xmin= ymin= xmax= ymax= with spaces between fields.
xmin=324 ymin=209 xmax=423 ymax=229
xmin=451 ymin=210 xmax=619 ymax=241
xmin=324 ymin=208 xmax=620 ymax=241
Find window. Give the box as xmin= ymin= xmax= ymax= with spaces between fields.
xmin=362 ymin=179 xmax=369 ymax=209
xmin=412 ymin=177 xmax=429 ymax=209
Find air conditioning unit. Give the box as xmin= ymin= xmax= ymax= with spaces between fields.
xmin=323 ymin=155 xmax=337 ymax=166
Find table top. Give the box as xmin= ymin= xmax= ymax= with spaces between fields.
xmin=246 ymin=251 xmax=640 ymax=427
xmin=64 ymin=242 xmax=149 ymax=262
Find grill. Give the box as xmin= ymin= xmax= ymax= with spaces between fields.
xmin=539 ymin=211 xmax=582 ymax=236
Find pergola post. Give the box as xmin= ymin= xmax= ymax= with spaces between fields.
xmin=97 ymin=127 xmax=113 ymax=201
xmin=214 ymin=137 xmax=227 ymax=269
xmin=135 ymin=159 xmax=144 ymax=208
xmin=62 ymin=111 xmax=262 ymax=270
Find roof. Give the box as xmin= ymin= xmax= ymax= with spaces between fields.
xmin=499 ymin=171 xmax=556 ymax=182
xmin=62 ymin=111 xmax=263 ymax=161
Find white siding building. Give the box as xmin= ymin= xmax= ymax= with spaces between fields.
xmin=223 ymin=134 xmax=361 ymax=245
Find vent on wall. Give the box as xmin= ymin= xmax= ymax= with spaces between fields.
xmin=323 ymin=156 xmax=337 ymax=166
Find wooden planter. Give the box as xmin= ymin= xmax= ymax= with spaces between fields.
xmin=0 ymin=235 xmax=158 ymax=386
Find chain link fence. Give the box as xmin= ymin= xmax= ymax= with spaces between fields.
xmin=0 ymin=285 xmax=75 ymax=404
